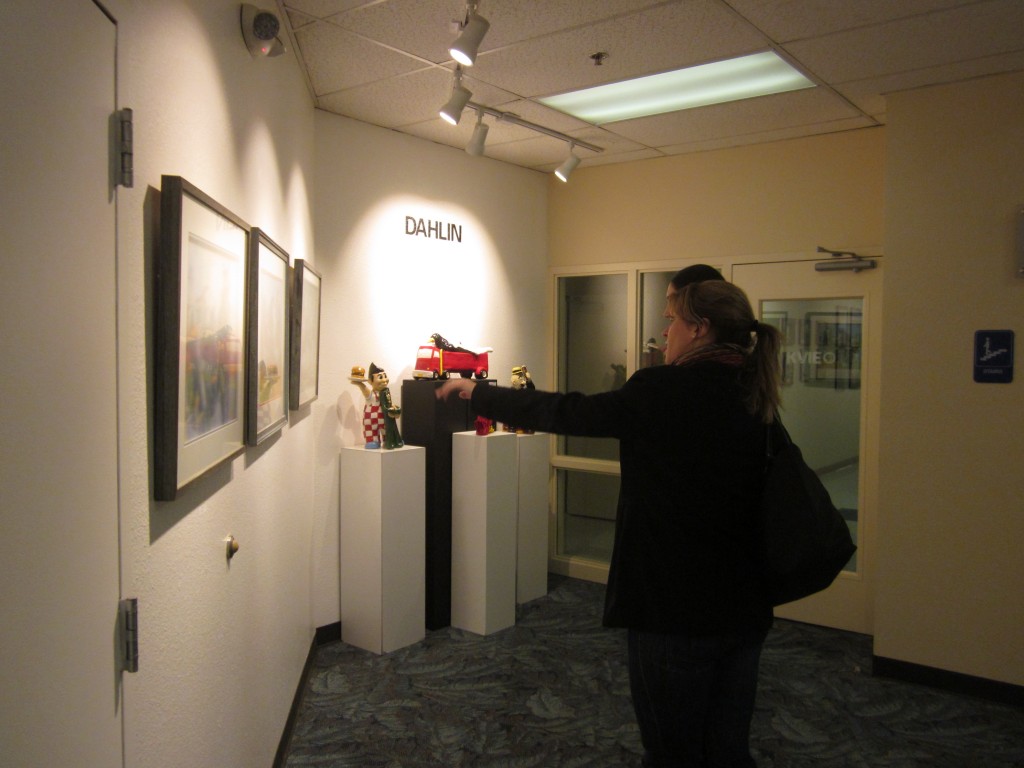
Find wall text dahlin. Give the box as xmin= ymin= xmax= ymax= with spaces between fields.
xmin=405 ymin=216 xmax=462 ymax=243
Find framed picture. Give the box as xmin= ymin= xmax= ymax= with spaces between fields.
xmin=246 ymin=228 xmax=289 ymax=445
xmin=802 ymin=310 xmax=862 ymax=389
xmin=155 ymin=176 xmax=249 ymax=501
xmin=762 ymin=310 xmax=794 ymax=386
xmin=289 ymin=259 xmax=322 ymax=409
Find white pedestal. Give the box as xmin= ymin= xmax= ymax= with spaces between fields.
xmin=339 ymin=445 xmax=425 ymax=654
xmin=515 ymin=433 xmax=549 ymax=604
xmin=450 ymin=431 xmax=517 ymax=635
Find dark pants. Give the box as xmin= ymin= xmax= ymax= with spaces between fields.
xmin=627 ymin=628 xmax=767 ymax=768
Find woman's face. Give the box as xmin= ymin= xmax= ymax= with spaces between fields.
xmin=664 ymin=304 xmax=704 ymax=363
xmin=664 ymin=281 xmax=715 ymax=362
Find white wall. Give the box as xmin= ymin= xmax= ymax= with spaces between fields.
xmin=310 ymin=112 xmax=549 ymax=628
xmin=108 ymin=1 xmax=318 ymax=766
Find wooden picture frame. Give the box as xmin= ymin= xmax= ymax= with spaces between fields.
xmin=289 ymin=259 xmax=321 ymax=409
xmin=155 ymin=176 xmax=249 ymax=500
xmin=246 ymin=228 xmax=289 ymax=445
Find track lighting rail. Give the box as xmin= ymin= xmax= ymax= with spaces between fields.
xmin=468 ymin=102 xmax=604 ymax=155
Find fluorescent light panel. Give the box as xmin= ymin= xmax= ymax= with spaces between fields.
xmin=539 ymin=51 xmax=815 ymax=124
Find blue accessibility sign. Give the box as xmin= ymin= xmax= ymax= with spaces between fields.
xmin=973 ymin=330 xmax=1014 ymax=383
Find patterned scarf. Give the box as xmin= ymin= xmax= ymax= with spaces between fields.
xmin=670 ymin=342 xmax=748 ymax=368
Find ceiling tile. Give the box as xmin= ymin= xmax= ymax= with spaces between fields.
xmin=785 ymin=0 xmax=1024 ymax=84
xmin=578 ymin=147 xmax=665 ymax=167
xmin=469 ymin=1 xmax=769 ymax=98
xmin=657 ymin=117 xmax=878 ymax=155
xmin=484 ymin=134 xmax=578 ymax=169
xmin=836 ymin=49 xmax=1024 ymax=116
xmin=318 ymin=68 xmax=452 ymax=128
xmin=283 ymin=0 xmax=369 ymax=20
xmin=284 ymin=9 xmax=317 ymax=30
xmin=295 ymin=20 xmax=426 ymax=95
xmin=564 ymin=125 xmax=652 ymax=155
xmin=326 ymin=0 xmax=676 ymax=65
xmin=725 ymin=0 xmax=971 ymax=42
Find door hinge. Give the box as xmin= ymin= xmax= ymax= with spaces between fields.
xmin=120 ymin=597 xmax=139 ymax=673
xmin=117 ymin=108 xmax=134 ymax=188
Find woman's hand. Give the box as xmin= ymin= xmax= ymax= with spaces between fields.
xmin=435 ymin=378 xmax=476 ymax=401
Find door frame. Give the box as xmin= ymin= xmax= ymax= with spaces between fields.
xmin=733 ymin=257 xmax=883 ymax=635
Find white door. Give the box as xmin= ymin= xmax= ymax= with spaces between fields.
xmin=0 ymin=2 xmax=123 ymax=765
xmin=733 ymin=259 xmax=883 ymax=635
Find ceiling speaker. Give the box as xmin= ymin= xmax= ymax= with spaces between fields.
xmin=241 ymin=4 xmax=285 ymax=58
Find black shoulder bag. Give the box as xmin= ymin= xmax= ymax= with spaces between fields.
xmin=760 ymin=419 xmax=857 ymax=606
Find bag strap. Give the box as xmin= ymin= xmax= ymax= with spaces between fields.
xmin=765 ymin=414 xmax=793 ymax=460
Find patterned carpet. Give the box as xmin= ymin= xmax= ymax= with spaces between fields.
xmin=285 ymin=577 xmax=1024 ymax=767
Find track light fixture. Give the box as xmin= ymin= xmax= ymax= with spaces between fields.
xmin=450 ymin=2 xmax=489 ymax=67
xmin=554 ymin=145 xmax=581 ymax=182
xmin=440 ymin=68 xmax=472 ymax=125
xmin=466 ymin=111 xmax=489 ymax=156
xmin=438 ymin=3 xmax=603 ymax=175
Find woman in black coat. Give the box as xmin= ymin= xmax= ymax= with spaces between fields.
xmin=438 ymin=279 xmax=783 ymax=767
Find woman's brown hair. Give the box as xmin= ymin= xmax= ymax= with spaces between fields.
xmin=673 ymin=280 xmax=783 ymax=423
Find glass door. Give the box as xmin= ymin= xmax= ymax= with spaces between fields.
xmin=639 ymin=270 xmax=675 ymax=368
xmin=734 ymin=260 xmax=882 ymax=634
xmin=553 ymin=274 xmax=626 ymax=571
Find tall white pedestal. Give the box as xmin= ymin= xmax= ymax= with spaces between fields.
xmin=451 ymin=431 xmax=517 ymax=635
xmin=515 ymin=433 xmax=549 ymax=604
xmin=339 ymin=445 xmax=425 ymax=654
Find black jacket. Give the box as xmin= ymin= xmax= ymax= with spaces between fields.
xmin=470 ymin=360 xmax=773 ymax=635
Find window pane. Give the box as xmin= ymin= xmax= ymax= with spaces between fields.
xmin=556 ymin=274 xmax=625 ymax=461
xmin=556 ymin=468 xmax=618 ymax=561
xmin=639 ymin=270 xmax=674 ymax=368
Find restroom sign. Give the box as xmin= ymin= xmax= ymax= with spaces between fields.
xmin=973 ymin=330 xmax=1014 ymax=383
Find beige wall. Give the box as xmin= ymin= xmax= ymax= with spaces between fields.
xmin=877 ymin=71 xmax=1024 ymax=685
xmin=549 ymin=129 xmax=885 ymax=267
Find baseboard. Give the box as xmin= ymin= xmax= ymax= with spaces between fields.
xmin=873 ymin=655 xmax=1024 ymax=707
xmin=274 ymin=623 xmax=342 ymax=768
xmin=315 ymin=621 xmax=341 ymax=645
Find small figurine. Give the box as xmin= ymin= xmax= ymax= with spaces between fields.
xmin=511 ymin=365 xmax=534 ymax=391
xmin=503 ymin=364 xmax=535 ymax=434
xmin=350 ymin=363 xmax=404 ymax=449
xmin=474 ymin=415 xmax=494 ymax=436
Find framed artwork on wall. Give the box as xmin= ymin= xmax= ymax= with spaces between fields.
xmin=762 ymin=310 xmax=794 ymax=386
xmin=289 ymin=259 xmax=322 ymax=409
xmin=155 ymin=175 xmax=249 ymax=501
xmin=246 ymin=228 xmax=289 ymax=445
xmin=802 ymin=310 xmax=862 ymax=390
